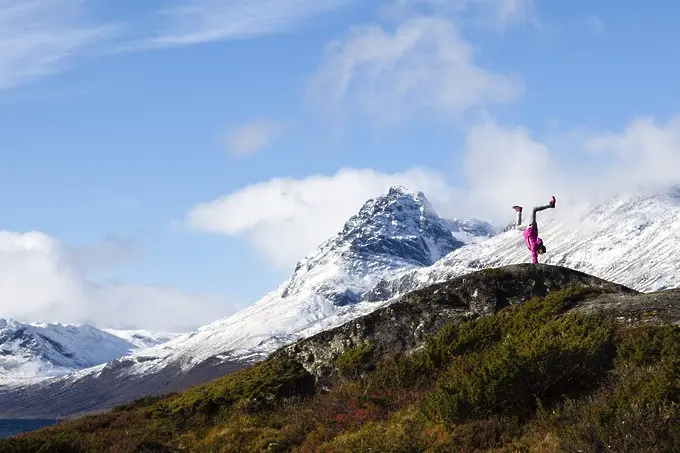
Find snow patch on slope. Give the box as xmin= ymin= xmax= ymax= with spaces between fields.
xmin=0 ymin=319 xmax=179 ymax=386
xmin=372 ymin=188 xmax=680 ymax=299
xmin=442 ymin=218 xmax=496 ymax=245
xmin=103 ymin=329 xmax=181 ymax=350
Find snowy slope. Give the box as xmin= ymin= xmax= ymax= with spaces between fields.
xmin=442 ymin=218 xmax=496 ymax=245
xmin=366 ymin=188 xmax=680 ymax=301
xmin=0 ymin=186 xmax=486 ymax=393
xmin=107 ymin=186 xmax=478 ymax=366
xmin=103 ymin=329 xmax=180 ymax=350
xmin=0 ymin=319 xmax=179 ymax=385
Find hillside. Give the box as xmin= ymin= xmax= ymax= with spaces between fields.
xmin=3 ymin=187 xmax=680 ymax=422
xmin=4 ymin=186 xmax=680 ymax=421
xmin=0 ymin=186 xmax=491 ymax=418
xmin=3 ymin=264 xmax=679 ymax=452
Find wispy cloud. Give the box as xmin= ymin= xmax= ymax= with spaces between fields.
xmin=0 ymin=0 xmax=351 ymax=90
xmin=0 ymin=0 xmax=119 ymax=91
xmin=224 ymin=119 xmax=287 ymax=156
xmin=309 ymin=16 xmax=522 ymax=124
xmin=382 ymin=0 xmax=539 ymax=30
xmin=123 ymin=0 xmax=352 ymax=51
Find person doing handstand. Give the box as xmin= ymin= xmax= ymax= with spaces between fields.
xmin=512 ymin=196 xmax=556 ymax=264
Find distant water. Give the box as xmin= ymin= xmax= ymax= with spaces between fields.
xmin=0 ymin=419 xmax=57 ymax=439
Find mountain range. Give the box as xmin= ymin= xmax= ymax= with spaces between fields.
xmin=1 ymin=185 xmax=680 ymax=418
xmin=0 ymin=320 xmax=179 ymax=387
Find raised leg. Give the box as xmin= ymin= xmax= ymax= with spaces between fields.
xmin=531 ymin=196 xmax=556 ymax=226
xmin=512 ymin=205 xmax=523 ymax=227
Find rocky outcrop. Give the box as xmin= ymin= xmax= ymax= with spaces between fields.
xmin=273 ymin=264 xmax=642 ymax=385
xmin=574 ymin=288 xmax=680 ymax=326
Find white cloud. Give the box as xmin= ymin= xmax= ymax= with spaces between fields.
xmin=463 ymin=119 xmax=563 ymax=220
xmin=585 ymin=116 xmax=680 ymax=191
xmin=462 ymin=115 xmax=680 ymax=222
xmin=187 ymin=168 xmax=465 ymax=268
xmin=85 ymin=283 xmax=228 ymax=332
xmin=225 ymin=119 xmax=286 ymax=156
xmin=187 ymin=114 xmax=680 ymax=269
xmin=382 ymin=0 xmax=538 ymax=29
xmin=0 ymin=0 xmax=118 ymax=91
xmin=123 ymin=0 xmax=352 ymax=50
xmin=309 ymin=16 xmax=522 ymax=123
xmin=0 ymin=231 xmax=232 ymax=332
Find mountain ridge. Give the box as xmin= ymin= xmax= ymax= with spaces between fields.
xmin=0 ymin=186 xmax=483 ymax=417
xmin=3 ymin=186 xmax=680 ymax=418
xmin=0 ymin=319 xmax=179 ymax=386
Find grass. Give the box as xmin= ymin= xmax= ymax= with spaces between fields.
xmin=1 ymin=284 xmax=679 ymax=452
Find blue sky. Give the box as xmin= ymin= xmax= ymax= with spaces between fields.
xmin=2 ymin=0 xmax=680 ymax=331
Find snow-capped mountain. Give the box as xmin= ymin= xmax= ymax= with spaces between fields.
xmin=365 ymin=188 xmax=680 ymax=301
xmin=7 ymin=186 xmax=680 ymax=419
xmin=279 ymin=185 xmax=466 ymax=305
xmin=0 ymin=319 xmax=179 ymax=385
xmin=0 ymin=186 xmax=491 ymax=416
xmin=160 ymin=186 xmax=480 ymax=362
xmin=110 ymin=186 xmax=480 ymax=367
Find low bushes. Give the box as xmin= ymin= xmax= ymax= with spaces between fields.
xmin=3 ymin=285 xmax=679 ymax=452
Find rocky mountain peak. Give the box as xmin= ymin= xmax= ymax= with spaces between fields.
xmin=345 ymin=185 xmax=436 ymax=229
xmin=329 ymin=185 xmax=461 ymax=265
xmin=282 ymin=187 xmax=466 ymax=302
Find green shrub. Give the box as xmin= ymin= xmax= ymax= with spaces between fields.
xmin=424 ymin=285 xmax=606 ymax=370
xmin=548 ymin=363 xmax=680 ymax=453
xmin=111 ymin=394 xmax=171 ymax=413
xmin=421 ymin=286 xmax=617 ymax=424
xmin=168 ymin=357 xmax=315 ymax=418
xmin=425 ymin=313 xmax=501 ymax=369
xmin=617 ymin=325 xmax=680 ymax=367
xmin=335 ymin=342 xmax=375 ymax=379
xmin=316 ymin=408 xmax=433 ymax=452
xmin=371 ymin=351 xmax=434 ymax=390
